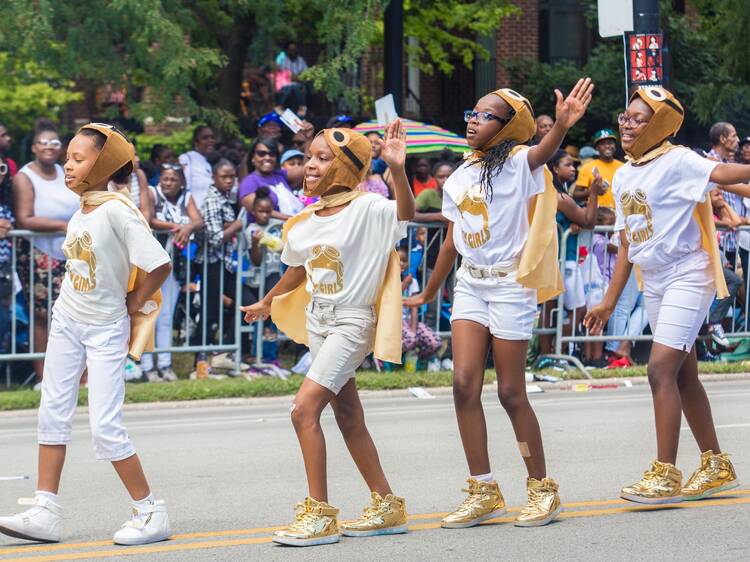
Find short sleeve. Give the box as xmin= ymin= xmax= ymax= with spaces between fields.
xmin=368 ymin=195 xmax=407 ymax=248
xmin=238 ymin=175 xmax=259 ymax=202
xmin=679 ymin=149 xmax=720 ymax=202
xmin=111 ymin=203 xmax=170 ymax=272
xmin=441 ymin=178 xmax=461 ymax=222
xmin=511 ymin=148 xmax=546 ymax=198
xmin=280 ymin=228 xmax=307 ymax=267
xmin=576 ymin=162 xmax=593 ymax=189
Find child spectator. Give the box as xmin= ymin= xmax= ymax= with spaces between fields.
xmin=399 ymin=246 xmax=442 ymax=368
xmin=244 ymin=187 xmax=284 ymax=361
xmin=280 ymin=149 xmax=305 ymax=192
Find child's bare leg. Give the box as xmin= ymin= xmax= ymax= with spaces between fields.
xmin=330 ymin=378 xmax=392 ymax=496
xmin=291 ymin=378 xmax=335 ymax=501
xmin=493 ymin=338 xmax=546 ymax=479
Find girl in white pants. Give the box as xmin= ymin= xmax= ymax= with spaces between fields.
xmin=407 ymin=80 xmax=594 ymax=528
xmin=0 ymin=124 xmax=173 ymax=545
xmin=586 ymin=87 xmax=750 ymax=504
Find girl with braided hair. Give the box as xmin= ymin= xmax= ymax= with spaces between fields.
xmin=406 ymin=79 xmax=594 ymax=528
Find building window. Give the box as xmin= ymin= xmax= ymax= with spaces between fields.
xmin=538 ymin=0 xmax=590 ymax=66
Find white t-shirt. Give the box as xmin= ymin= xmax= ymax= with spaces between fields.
xmin=54 ymin=200 xmax=171 ymax=325
xmin=402 ymin=276 xmax=419 ymax=320
xmin=442 ymin=148 xmax=546 ymax=266
xmin=179 ymin=150 xmax=213 ymax=209
xmin=613 ymin=147 xmax=719 ymax=270
xmin=281 ymin=193 xmax=407 ymax=305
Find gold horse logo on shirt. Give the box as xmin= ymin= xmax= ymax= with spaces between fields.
xmin=308 ymin=245 xmax=344 ymax=295
xmin=63 ymin=231 xmax=97 ymax=292
xmin=457 ymin=190 xmax=490 ymax=249
xmin=620 ymin=189 xmax=654 ymax=244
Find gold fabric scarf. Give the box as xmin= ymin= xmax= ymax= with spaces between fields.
xmin=80 ymin=190 xmax=163 ymax=360
xmin=271 ymin=190 xmax=403 ymax=363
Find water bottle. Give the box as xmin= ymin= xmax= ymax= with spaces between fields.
xmin=196 ymin=352 xmax=209 ymax=380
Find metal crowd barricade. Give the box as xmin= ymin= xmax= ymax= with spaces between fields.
xmin=0 ymin=228 xmax=243 ymax=387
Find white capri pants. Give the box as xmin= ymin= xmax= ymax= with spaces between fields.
xmin=641 ymin=253 xmax=716 ymax=352
xmin=38 ymin=309 xmax=135 ymax=461
xmin=451 ymin=266 xmax=537 ymax=340
xmin=305 ymin=301 xmax=376 ymax=395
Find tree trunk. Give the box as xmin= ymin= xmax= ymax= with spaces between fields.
xmin=216 ymin=22 xmax=255 ymax=119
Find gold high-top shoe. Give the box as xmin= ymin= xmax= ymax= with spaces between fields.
xmin=272 ymin=497 xmax=340 ymax=547
xmin=441 ymin=478 xmax=506 ymax=529
xmin=514 ymin=477 xmax=562 ymax=527
xmin=340 ymin=492 xmax=408 ymax=537
xmin=683 ymin=450 xmax=738 ymax=500
xmin=620 ymin=460 xmax=683 ymax=504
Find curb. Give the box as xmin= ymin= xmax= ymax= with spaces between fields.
xmin=3 ymin=372 xmax=750 ymax=417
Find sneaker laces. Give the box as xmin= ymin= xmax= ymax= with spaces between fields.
xmin=520 ymin=487 xmax=545 ymax=515
xmin=288 ymin=502 xmax=322 ymax=533
xmin=455 ymin=482 xmax=483 ymax=512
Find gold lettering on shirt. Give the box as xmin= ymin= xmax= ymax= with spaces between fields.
xmin=457 ymin=188 xmax=490 ymax=249
xmin=308 ymin=245 xmax=344 ymax=295
xmin=63 ymin=231 xmax=97 ymax=292
xmin=620 ymin=189 xmax=654 ymax=244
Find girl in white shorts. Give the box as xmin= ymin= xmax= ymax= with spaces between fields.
xmin=407 ymin=80 xmax=594 ymax=528
xmin=586 ymin=87 xmax=750 ymax=504
xmin=243 ymin=121 xmax=414 ymax=547
xmin=0 ymin=124 xmax=172 ymax=545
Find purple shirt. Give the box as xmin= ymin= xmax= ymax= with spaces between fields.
xmin=238 ymin=169 xmax=290 ymax=211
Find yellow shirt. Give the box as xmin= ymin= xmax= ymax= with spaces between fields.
xmin=576 ymin=158 xmax=624 ymax=209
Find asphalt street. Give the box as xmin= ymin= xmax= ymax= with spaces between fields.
xmin=1 ymin=379 xmax=749 ymax=561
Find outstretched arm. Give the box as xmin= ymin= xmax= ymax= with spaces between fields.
xmin=379 ymin=119 xmax=415 ymax=221
xmin=241 ymin=265 xmax=306 ymax=322
xmin=711 ymin=163 xmax=750 ymax=188
xmin=527 ymin=78 xmax=595 ymax=170
xmin=404 ymin=222 xmax=458 ymax=307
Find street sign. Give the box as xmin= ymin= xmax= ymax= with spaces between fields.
xmin=598 ymin=0 xmax=634 ymax=37
xmin=625 ymin=32 xmax=664 ymax=87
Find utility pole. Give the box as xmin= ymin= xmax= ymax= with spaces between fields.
xmin=383 ymin=0 xmax=404 ymax=114
xmin=633 ymin=0 xmax=660 ymax=34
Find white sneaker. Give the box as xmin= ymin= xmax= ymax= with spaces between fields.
xmin=441 ymin=358 xmax=453 ymax=370
xmin=113 ymin=500 xmax=171 ymax=546
xmin=211 ymin=353 xmax=250 ymax=372
xmin=0 ymin=495 xmax=62 ymax=543
xmin=159 ymin=368 xmax=179 ymax=382
xmin=427 ymin=357 xmax=442 ymax=372
xmin=144 ymin=370 xmax=163 ymax=383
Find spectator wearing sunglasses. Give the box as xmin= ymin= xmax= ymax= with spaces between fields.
xmin=238 ymin=137 xmax=303 ymax=220
xmin=13 ymin=119 xmax=80 ymax=388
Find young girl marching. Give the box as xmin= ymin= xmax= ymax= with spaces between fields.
xmin=585 ymin=87 xmax=749 ymax=503
xmin=0 ymin=124 xmax=172 ymax=545
xmin=406 ymin=80 xmax=594 ymax=527
xmin=242 ymin=120 xmax=414 ymax=546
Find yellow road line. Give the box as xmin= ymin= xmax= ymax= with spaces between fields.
xmin=2 ymin=489 xmax=747 ymax=559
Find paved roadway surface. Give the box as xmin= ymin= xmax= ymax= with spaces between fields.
xmin=1 ymin=379 xmax=749 ymax=561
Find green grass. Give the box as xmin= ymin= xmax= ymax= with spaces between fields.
xmin=2 ymin=361 xmax=749 ymax=412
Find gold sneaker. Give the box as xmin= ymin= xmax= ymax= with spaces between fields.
xmin=620 ymin=460 xmax=683 ymax=504
xmin=340 ymin=492 xmax=408 ymax=537
xmin=683 ymin=450 xmax=738 ymax=501
xmin=514 ymin=477 xmax=562 ymax=527
xmin=272 ymin=497 xmax=340 ymax=547
xmin=441 ymin=478 xmax=506 ymax=529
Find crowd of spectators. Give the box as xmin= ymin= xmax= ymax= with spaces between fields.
xmin=0 ymin=103 xmax=748 ymax=385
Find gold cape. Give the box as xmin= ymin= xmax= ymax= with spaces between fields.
xmin=270 ymin=190 xmax=403 ymax=363
xmin=80 ymin=190 xmax=163 ymax=360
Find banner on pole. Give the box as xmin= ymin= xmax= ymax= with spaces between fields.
xmin=625 ymin=32 xmax=664 ymax=87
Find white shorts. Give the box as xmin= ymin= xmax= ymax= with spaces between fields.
xmin=451 ymin=266 xmax=537 ymax=340
xmin=305 ymin=302 xmax=376 ymax=395
xmin=563 ymin=260 xmax=586 ymax=311
xmin=641 ymin=253 xmax=715 ymax=352
xmin=38 ymin=310 xmax=135 ymax=461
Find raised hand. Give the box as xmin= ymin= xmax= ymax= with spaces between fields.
xmin=591 ymin=166 xmax=607 ymax=196
xmin=378 ymin=119 xmax=407 ymax=170
xmin=554 ymin=78 xmax=594 ymax=129
xmin=403 ymin=292 xmax=427 ymax=308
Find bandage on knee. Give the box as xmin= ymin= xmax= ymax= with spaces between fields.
xmin=518 ymin=441 xmax=531 ymax=457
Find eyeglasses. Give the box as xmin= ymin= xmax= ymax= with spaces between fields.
xmin=617 ymin=113 xmax=650 ymax=128
xmin=161 ymin=163 xmax=182 ymax=171
xmin=255 ymin=149 xmax=276 ymax=158
xmin=464 ymin=110 xmax=509 ymax=125
xmin=0 ymin=163 xmax=7 ymax=176
xmin=35 ymin=139 xmax=62 ymax=149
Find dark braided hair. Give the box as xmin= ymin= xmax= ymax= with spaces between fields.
xmin=546 ymin=149 xmax=572 ymax=195
xmin=468 ymin=139 xmax=519 ymax=201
